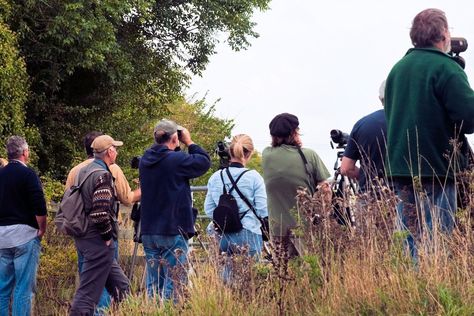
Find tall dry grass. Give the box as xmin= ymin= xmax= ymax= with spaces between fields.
xmin=35 ymin=174 xmax=474 ymax=315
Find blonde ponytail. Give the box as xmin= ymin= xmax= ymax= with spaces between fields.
xmin=229 ymin=134 xmax=254 ymax=162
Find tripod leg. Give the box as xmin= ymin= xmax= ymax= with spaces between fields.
xmin=129 ymin=220 xmax=141 ymax=281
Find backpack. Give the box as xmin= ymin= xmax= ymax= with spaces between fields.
xmin=212 ymin=168 xmax=250 ymax=233
xmin=55 ymin=168 xmax=102 ymax=237
xmin=225 ymin=168 xmax=270 ymax=241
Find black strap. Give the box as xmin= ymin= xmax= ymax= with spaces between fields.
xmin=220 ymin=168 xmax=251 ymax=219
xmin=221 ymin=168 xmax=250 ymax=194
xmin=297 ymin=148 xmax=316 ymax=191
xmin=219 ymin=169 xmax=227 ymax=194
xmin=225 ymin=168 xmax=265 ymax=224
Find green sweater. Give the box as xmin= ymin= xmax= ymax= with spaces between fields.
xmin=385 ymin=47 xmax=474 ymax=179
xmin=262 ymin=145 xmax=330 ymax=237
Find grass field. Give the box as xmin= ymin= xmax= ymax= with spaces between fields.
xmin=34 ymin=178 xmax=474 ymax=315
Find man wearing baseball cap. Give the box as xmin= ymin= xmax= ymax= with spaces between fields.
xmin=70 ymin=135 xmax=130 ymax=315
xmin=66 ymin=131 xmax=140 ymax=314
xmin=139 ymin=119 xmax=211 ymax=301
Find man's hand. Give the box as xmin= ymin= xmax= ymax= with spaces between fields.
xmin=105 ymin=239 xmax=112 ymax=247
xmin=37 ymin=229 xmax=46 ymax=239
xmin=36 ymin=215 xmax=47 ymax=240
xmin=178 ymin=128 xmax=194 ymax=147
xmin=340 ymin=157 xmax=359 ymax=180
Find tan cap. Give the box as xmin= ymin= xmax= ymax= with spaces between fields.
xmin=91 ymin=135 xmax=123 ymax=153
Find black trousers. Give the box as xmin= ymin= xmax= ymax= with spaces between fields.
xmin=70 ymin=237 xmax=130 ymax=316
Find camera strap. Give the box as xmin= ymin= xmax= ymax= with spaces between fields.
xmin=297 ymin=148 xmax=316 ymax=192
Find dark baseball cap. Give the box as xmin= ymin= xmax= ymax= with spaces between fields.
xmin=269 ymin=113 xmax=299 ymax=137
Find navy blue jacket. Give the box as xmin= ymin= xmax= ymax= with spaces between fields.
xmin=139 ymin=144 xmax=211 ymax=236
xmin=344 ymin=109 xmax=387 ymax=192
xmin=0 ymin=161 xmax=47 ymax=228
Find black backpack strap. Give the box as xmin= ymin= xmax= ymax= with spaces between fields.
xmin=297 ymin=148 xmax=316 ymax=191
xmin=225 ymin=168 xmax=250 ymax=194
xmin=225 ymin=168 xmax=251 ymax=219
xmin=219 ymin=169 xmax=227 ymax=194
xmin=225 ymin=168 xmax=263 ymax=221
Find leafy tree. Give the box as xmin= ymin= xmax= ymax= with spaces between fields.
xmin=114 ymin=97 xmax=234 ymax=184
xmin=0 ymin=1 xmax=41 ymax=161
xmin=5 ymin=0 xmax=270 ymax=178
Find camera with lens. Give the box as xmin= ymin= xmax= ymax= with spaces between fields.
xmin=215 ymin=141 xmax=230 ymax=169
xmin=130 ymin=156 xmax=141 ymax=169
xmin=449 ymin=37 xmax=468 ymax=69
xmin=330 ymin=129 xmax=350 ymax=149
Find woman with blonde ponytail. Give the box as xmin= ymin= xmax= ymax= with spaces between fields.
xmin=204 ymin=134 xmax=268 ymax=282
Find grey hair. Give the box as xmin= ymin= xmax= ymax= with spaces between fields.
xmin=410 ymin=8 xmax=448 ymax=48
xmin=6 ymin=136 xmax=28 ymax=160
xmin=93 ymin=150 xmax=108 ymax=160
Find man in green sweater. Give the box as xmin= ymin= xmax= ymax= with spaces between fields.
xmin=385 ymin=8 xmax=474 ymax=257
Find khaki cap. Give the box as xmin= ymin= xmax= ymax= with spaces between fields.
xmin=91 ymin=135 xmax=123 ymax=153
xmin=154 ymin=119 xmax=183 ymax=136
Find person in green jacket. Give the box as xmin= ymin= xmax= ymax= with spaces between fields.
xmin=385 ymin=8 xmax=474 ymax=258
xmin=262 ymin=113 xmax=331 ymax=257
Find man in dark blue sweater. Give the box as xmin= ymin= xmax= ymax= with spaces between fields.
xmin=341 ymin=80 xmax=387 ymax=193
xmin=139 ymin=119 xmax=210 ymax=301
xmin=0 ymin=136 xmax=47 ymax=315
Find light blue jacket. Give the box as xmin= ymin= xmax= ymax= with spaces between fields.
xmin=204 ymin=166 xmax=268 ymax=235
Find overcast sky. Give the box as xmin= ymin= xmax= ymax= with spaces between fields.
xmin=187 ymin=0 xmax=474 ymax=172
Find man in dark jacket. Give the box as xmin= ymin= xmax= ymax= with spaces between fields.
xmin=139 ymin=119 xmax=211 ymax=300
xmin=0 ymin=136 xmax=47 ymax=315
xmin=341 ymin=80 xmax=387 ymax=193
xmin=385 ymin=8 xmax=474 ymax=258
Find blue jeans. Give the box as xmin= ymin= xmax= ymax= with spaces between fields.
xmin=77 ymin=239 xmax=119 ymax=315
xmin=219 ymin=228 xmax=263 ymax=283
xmin=0 ymin=237 xmax=41 ymax=316
xmin=393 ymin=177 xmax=456 ymax=258
xmin=142 ymin=235 xmax=188 ymax=301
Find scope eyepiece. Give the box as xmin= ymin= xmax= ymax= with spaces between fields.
xmin=330 ymin=129 xmax=350 ymax=146
xmin=450 ymin=37 xmax=468 ymax=55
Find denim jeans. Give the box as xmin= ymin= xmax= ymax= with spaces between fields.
xmin=393 ymin=177 xmax=456 ymax=259
xmin=141 ymin=234 xmax=188 ymax=301
xmin=219 ymin=228 xmax=263 ymax=283
xmin=0 ymin=237 xmax=41 ymax=316
xmin=77 ymin=239 xmax=119 ymax=315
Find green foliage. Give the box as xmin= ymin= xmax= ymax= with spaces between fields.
xmin=5 ymin=0 xmax=269 ymax=178
xmin=0 ymin=15 xmax=29 ymax=157
xmin=289 ymin=254 xmax=323 ymax=292
xmin=437 ymin=285 xmax=474 ymax=316
xmin=41 ymin=175 xmax=65 ymax=203
xmin=35 ymin=217 xmax=77 ymax=315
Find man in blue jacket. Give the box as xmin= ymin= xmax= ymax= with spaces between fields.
xmin=139 ymin=119 xmax=211 ymax=301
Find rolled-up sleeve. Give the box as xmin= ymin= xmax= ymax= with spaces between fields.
xmin=204 ymin=173 xmax=218 ymax=218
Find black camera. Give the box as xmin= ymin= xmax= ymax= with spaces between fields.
xmin=216 ymin=141 xmax=230 ymax=169
xmin=449 ymin=37 xmax=468 ymax=69
xmin=130 ymin=156 xmax=141 ymax=169
xmin=330 ymin=129 xmax=350 ymax=148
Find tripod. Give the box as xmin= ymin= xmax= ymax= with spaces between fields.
xmin=331 ymin=147 xmax=358 ymax=226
